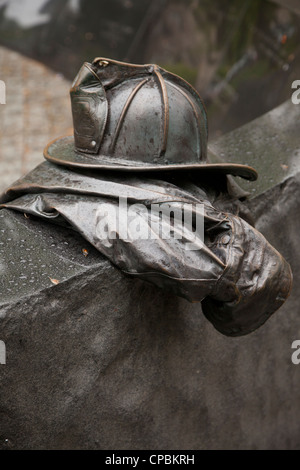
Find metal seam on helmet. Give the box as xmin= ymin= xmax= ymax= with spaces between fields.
xmin=93 ymin=57 xmax=149 ymax=69
xmin=110 ymin=78 xmax=149 ymax=154
xmin=160 ymin=69 xmax=209 ymax=138
xmin=153 ymin=67 xmax=169 ymax=157
xmin=168 ymin=81 xmax=207 ymax=161
xmin=83 ymin=62 xmax=102 ymax=82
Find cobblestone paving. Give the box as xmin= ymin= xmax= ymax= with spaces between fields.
xmin=0 ymin=46 xmax=72 ymax=192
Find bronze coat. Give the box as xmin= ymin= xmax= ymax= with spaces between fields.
xmin=0 ymin=161 xmax=292 ymax=337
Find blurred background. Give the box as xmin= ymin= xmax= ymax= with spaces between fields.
xmin=0 ymin=0 xmax=299 ymax=188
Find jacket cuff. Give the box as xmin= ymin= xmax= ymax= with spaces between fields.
xmin=202 ymin=215 xmax=293 ymax=336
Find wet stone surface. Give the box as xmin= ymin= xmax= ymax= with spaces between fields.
xmin=0 ymin=193 xmax=299 ymax=449
xmin=209 ymin=99 xmax=300 ymax=198
xmin=0 ymin=209 xmax=107 ymax=306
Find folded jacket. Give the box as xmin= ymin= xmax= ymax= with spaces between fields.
xmin=0 ymin=161 xmax=292 ymax=336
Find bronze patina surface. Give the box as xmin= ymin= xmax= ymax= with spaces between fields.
xmin=44 ymin=57 xmax=257 ymax=180
xmin=0 ymin=164 xmax=292 ymax=337
xmin=0 ymin=57 xmax=292 ymax=336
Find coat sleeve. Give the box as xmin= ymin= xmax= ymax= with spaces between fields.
xmin=200 ymin=213 xmax=292 ymax=336
xmin=0 ymin=193 xmax=292 ymax=337
xmin=94 ymin=198 xmax=292 ymax=337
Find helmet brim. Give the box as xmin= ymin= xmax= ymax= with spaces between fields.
xmin=44 ymin=135 xmax=258 ymax=181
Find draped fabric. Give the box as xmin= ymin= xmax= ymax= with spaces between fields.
xmin=0 ymin=161 xmax=292 ymax=336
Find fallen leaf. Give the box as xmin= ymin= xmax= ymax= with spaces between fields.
xmin=49 ymin=278 xmax=60 ymax=285
xmin=82 ymin=248 xmax=88 ymax=257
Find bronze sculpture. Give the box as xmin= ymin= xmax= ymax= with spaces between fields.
xmin=0 ymin=57 xmax=292 ymax=336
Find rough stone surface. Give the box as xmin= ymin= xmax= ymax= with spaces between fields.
xmin=209 ymin=99 xmax=300 ymax=199
xmin=0 ymin=208 xmax=299 ymax=450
